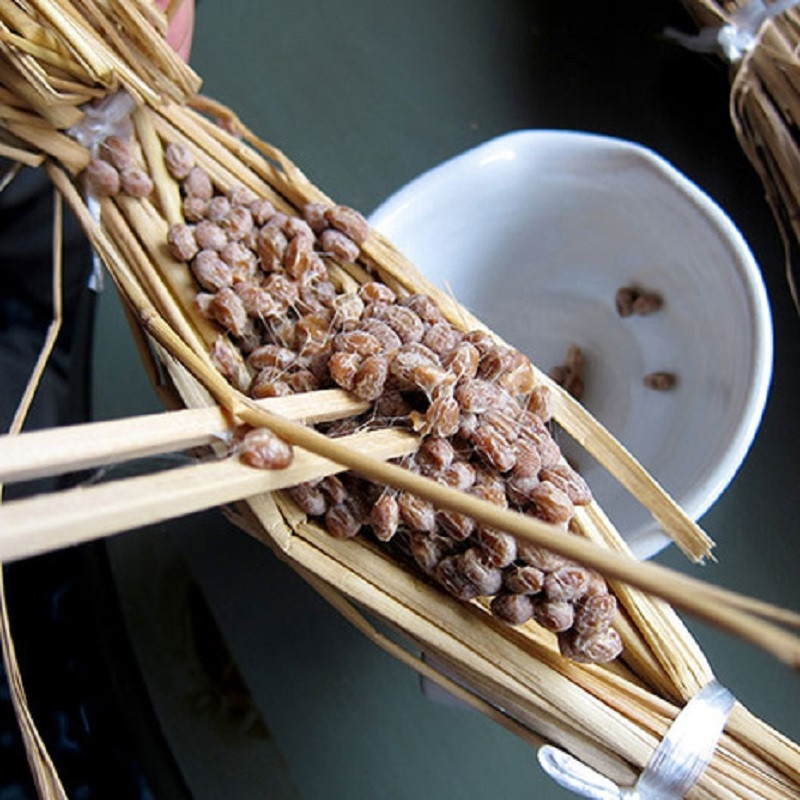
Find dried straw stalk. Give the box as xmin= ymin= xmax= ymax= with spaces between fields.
xmin=680 ymin=0 xmax=800 ymax=309
xmin=0 ymin=2 xmax=798 ymax=798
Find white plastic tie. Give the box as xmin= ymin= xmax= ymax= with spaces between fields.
xmin=537 ymin=679 xmax=735 ymax=799
xmin=67 ymin=90 xmax=137 ymax=155
xmin=67 ymin=91 xmax=138 ymax=292
xmin=665 ymin=0 xmax=800 ymax=62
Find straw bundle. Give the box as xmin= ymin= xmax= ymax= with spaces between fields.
xmin=678 ymin=0 xmax=800 ymax=310
xmin=0 ymin=2 xmax=798 ymax=798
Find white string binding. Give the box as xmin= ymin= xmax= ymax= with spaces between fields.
xmin=665 ymin=0 xmax=800 ymax=62
xmin=66 ymin=90 xmax=138 ymax=292
xmin=537 ymin=679 xmax=735 ymax=799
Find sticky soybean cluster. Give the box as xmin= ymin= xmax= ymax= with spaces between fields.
xmin=153 ymin=140 xmax=622 ymax=664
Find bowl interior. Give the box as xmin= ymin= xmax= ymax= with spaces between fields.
xmin=370 ymin=131 xmax=772 ymax=559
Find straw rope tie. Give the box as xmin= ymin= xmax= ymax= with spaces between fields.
xmin=665 ymin=0 xmax=800 ymax=61
xmin=537 ymin=679 xmax=735 ymax=799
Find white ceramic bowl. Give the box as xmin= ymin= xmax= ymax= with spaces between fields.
xmin=369 ymin=130 xmax=773 ymax=559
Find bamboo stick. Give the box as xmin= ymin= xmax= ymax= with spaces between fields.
xmin=0 ymin=426 xmax=418 ymax=563
xmin=0 ymin=389 xmax=369 ymax=484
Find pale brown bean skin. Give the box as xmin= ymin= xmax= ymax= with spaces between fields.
xmin=382 ymin=305 xmax=425 ymax=344
xmin=288 ymin=482 xmax=328 ymax=517
xmin=409 ymin=532 xmax=451 ymax=573
xmin=238 ymin=428 xmax=293 ymax=469
xmin=302 ymin=201 xmax=330 ymax=234
xmin=206 ymin=195 xmax=232 ymax=223
xmin=328 ymin=351 xmax=360 ymax=391
xmin=371 ymin=494 xmax=400 ymax=542
xmin=165 ymin=141 xmax=195 ymax=180
xmin=632 ymin=291 xmax=663 ymax=315
xmin=222 ymin=205 xmax=254 ymax=240
xmin=544 ymin=566 xmax=590 ymax=603
xmin=182 ymin=165 xmax=213 ymax=199
xmin=120 ymin=167 xmax=153 ymax=198
xmin=458 ymin=548 xmax=503 ymax=595
xmin=257 ymin=225 xmax=288 ymax=271
xmin=237 ymin=281 xmax=281 ymax=319
xmin=183 ymin=195 xmax=209 ymax=222
xmin=526 ymin=384 xmax=554 ymax=423
xmin=416 ymin=436 xmax=455 ymax=475
xmin=540 ymin=462 xmax=592 ymax=506
xmin=247 ymin=344 xmax=297 ymax=371
xmin=100 ymin=135 xmax=134 ymax=171
xmin=228 ymin=185 xmax=258 ymax=207
xmin=325 ymin=205 xmax=369 ymax=245
xmin=470 ymin=424 xmax=517 ymax=472
xmin=168 ymin=224 xmax=198 ymax=262
xmin=332 ymin=292 xmax=365 ymax=325
xmin=359 ymin=281 xmax=396 ymax=305
xmin=476 ymin=529 xmax=517 ymax=568
xmin=220 ymin=241 xmax=258 ymax=279
xmin=436 ymin=508 xmax=476 ymax=541
xmin=434 ymin=556 xmax=480 ymax=602
xmin=398 ymin=492 xmax=437 ymax=533
xmin=210 ymin=337 xmax=251 ymax=393
xmin=421 ymin=395 xmax=460 ymax=438
xmin=192 ymin=251 xmax=233 ymax=292
xmin=360 ymin=320 xmax=402 ymax=352
xmin=532 ymin=599 xmax=574 ymax=632
xmin=517 ymin=543 xmax=568 ymax=572
xmin=558 ymin=627 xmax=623 ymax=663
xmin=326 ymin=502 xmax=362 ymax=539
xmin=530 ymin=481 xmax=574 ymax=525
xmin=206 ymin=287 xmax=251 ymax=338
xmin=194 ymin=220 xmax=228 ymax=251
xmin=643 ymin=371 xmax=677 ymax=390
xmin=455 ymin=378 xmax=503 ymax=414
xmin=503 ymin=564 xmax=545 ymax=595
xmin=352 ymin=355 xmax=390 ymax=401
xmin=491 ymin=593 xmax=534 ymax=625
xmin=83 ymin=159 xmax=120 ymax=196
xmin=320 ymin=228 xmax=360 ymax=262
xmin=423 ymin=322 xmax=462 ymax=355
xmin=439 ymin=460 xmax=476 ymax=491
xmin=573 ymin=594 xmax=617 ymax=635
xmin=333 ymin=330 xmax=382 ymax=356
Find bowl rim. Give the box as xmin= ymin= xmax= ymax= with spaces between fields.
xmin=369 ymin=129 xmax=774 ymax=558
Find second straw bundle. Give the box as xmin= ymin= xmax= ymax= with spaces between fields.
xmin=679 ymin=0 xmax=800 ymax=309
